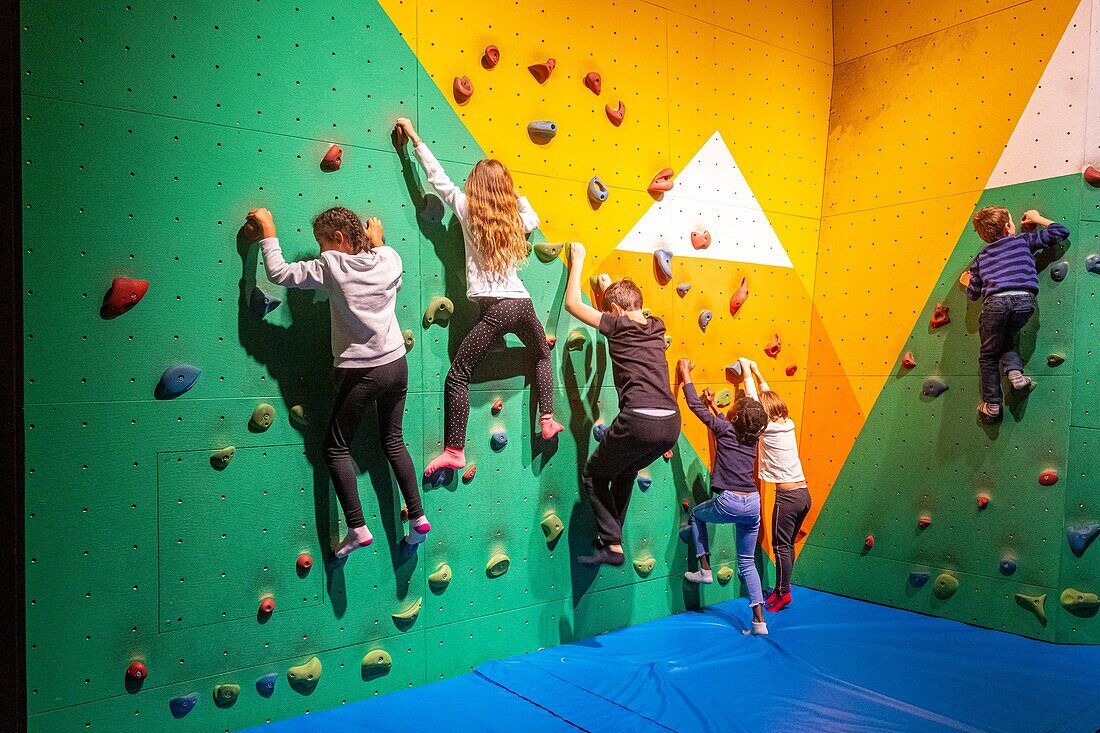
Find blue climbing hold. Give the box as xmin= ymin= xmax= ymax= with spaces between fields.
xmin=654 ymin=249 xmax=673 ymax=282
xmin=698 ymin=310 xmax=713 ymax=332
xmin=1087 ymin=254 xmax=1100 ymax=275
xmin=587 ymin=175 xmax=609 ymax=206
xmin=527 ymin=120 xmax=558 ymax=143
xmin=637 ymin=476 xmax=652 ymax=491
xmin=1067 ymin=523 xmax=1100 ymax=558
xmin=1050 ymin=260 xmax=1069 ymax=282
xmin=999 ymin=559 xmax=1017 ymax=576
xmin=429 ymin=469 xmax=451 ymax=488
xmin=908 ymin=571 xmax=930 ymax=588
xmin=676 ymin=283 xmax=691 ymax=297
xmin=249 ymin=287 xmax=281 ymax=318
xmin=156 ymin=364 xmax=200 ymax=400
xmin=169 ymin=692 xmax=197 ymax=718
xmin=921 ymin=378 xmax=948 ymax=398
xmin=256 ymin=672 xmax=278 ymax=698
xmin=490 ymin=431 xmax=508 ymax=451
xmin=592 ymin=422 xmax=609 ymax=442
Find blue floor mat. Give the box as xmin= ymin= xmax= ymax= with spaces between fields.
xmin=244 ymin=587 xmax=1100 ymax=733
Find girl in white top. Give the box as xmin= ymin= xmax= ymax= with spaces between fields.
xmin=394 ymin=118 xmax=564 ymax=478
xmin=748 ymin=360 xmax=810 ymax=613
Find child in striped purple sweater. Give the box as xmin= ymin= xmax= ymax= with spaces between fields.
xmin=966 ymin=206 xmax=1069 ymax=421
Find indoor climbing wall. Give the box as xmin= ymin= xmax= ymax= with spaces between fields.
xmin=20 ymin=1 xmax=833 ymax=731
xmin=798 ymin=0 xmax=1100 ymax=642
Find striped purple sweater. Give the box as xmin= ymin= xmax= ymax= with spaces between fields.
xmin=966 ymin=223 xmax=1070 ymax=301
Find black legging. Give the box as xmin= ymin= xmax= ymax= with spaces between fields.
xmin=324 ymin=356 xmax=422 ymax=528
xmin=443 ymin=297 xmax=553 ymax=448
xmin=772 ymin=487 xmax=811 ymax=595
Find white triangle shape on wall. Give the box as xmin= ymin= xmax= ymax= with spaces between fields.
xmin=614 ymin=131 xmax=793 ymax=269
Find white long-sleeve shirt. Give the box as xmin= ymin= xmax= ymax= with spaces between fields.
xmin=414 ymin=142 xmax=539 ymax=300
xmin=259 ymin=237 xmax=406 ymax=369
xmin=758 ymin=419 xmax=807 ymax=484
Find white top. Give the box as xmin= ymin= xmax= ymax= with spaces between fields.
xmin=414 ymin=142 xmax=540 ymax=300
xmin=259 ymin=237 xmax=406 ymax=369
xmin=758 ymin=418 xmax=806 ymax=484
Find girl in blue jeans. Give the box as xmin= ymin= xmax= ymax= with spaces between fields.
xmin=677 ymin=357 xmax=770 ymax=635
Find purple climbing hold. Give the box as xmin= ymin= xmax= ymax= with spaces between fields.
xmin=654 ymin=249 xmax=673 ymax=283
xmin=698 ymin=310 xmax=713 ymax=332
xmin=256 ymin=672 xmax=278 ymax=698
xmin=169 ymin=692 xmax=197 ymax=718
xmin=725 ymin=361 xmax=743 ymax=381
xmin=1067 ymin=523 xmax=1100 ymax=558
xmin=1087 ymin=254 xmax=1100 ymax=275
xmin=156 ymin=364 xmax=200 ymax=400
xmin=908 ymin=571 xmax=930 ymax=588
xmin=921 ymin=378 xmax=947 ymax=398
xmin=676 ymin=283 xmax=691 ymax=297
xmin=250 ymin=287 xmax=281 ymax=318
xmin=1050 ymin=261 xmax=1069 ymax=282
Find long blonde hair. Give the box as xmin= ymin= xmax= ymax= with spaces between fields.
xmin=465 ymin=159 xmax=529 ymax=274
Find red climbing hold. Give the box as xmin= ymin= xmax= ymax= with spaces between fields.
xmin=681 ymin=500 xmax=690 ymax=514
xmin=918 ymin=515 xmax=932 ymax=529
xmin=605 ymin=101 xmax=626 ymax=127
xmin=258 ymin=596 xmax=276 ymax=615
xmin=482 ymin=45 xmax=500 ymax=70
xmin=902 ymin=352 xmax=917 ymax=369
xmin=930 ymin=304 xmax=950 ymax=328
xmin=126 ymin=660 xmax=147 ymax=681
xmin=785 ymin=364 xmax=797 ymax=377
xmin=764 ymin=334 xmax=781 ymax=359
xmin=977 ymin=495 xmax=989 ymax=510
xmin=528 ymin=58 xmax=556 ymax=84
xmin=320 ymin=144 xmax=342 ymax=173
xmin=296 ymin=553 xmax=313 ymax=573
xmin=1084 ymin=165 xmax=1100 ymax=188
xmin=864 ymin=535 xmax=874 ymax=549
xmin=1039 ymin=469 xmax=1059 ymax=486
xmin=491 ymin=398 xmax=503 ymax=415
xmin=452 ymin=76 xmax=474 ymax=104
xmin=100 ymin=276 xmax=149 ymax=319
xmin=647 ymin=168 xmax=675 ymax=199
xmin=729 ymin=277 xmax=749 ymax=317
xmin=664 ymin=450 xmax=673 ymax=460
xmin=584 ymin=71 xmax=602 ymax=95
xmin=463 ymin=464 xmax=477 ymax=482
xmin=690 ymin=230 xmax=711 ymax=250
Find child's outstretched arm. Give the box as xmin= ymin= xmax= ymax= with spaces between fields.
xmin=248 ymin=208 xmax=325 ymax=290
xmin=564 ymin=242 xmax=603 ymax=328
xmin=1020 ymin=209 xmax=1070 ymax=251
xmin=396 ymin=117 xmax=467 ymax=215
xmin=678 ymin=359 xmax=726 ymax=432
xmin=739 ymin=357 xmax=759 ymax=401
xmin=747 ymin=360 xmax=771 ymax=393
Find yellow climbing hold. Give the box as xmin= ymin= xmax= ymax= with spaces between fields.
xmin=392 ymin=597 xmax=422 ymax=625
xmin=287 ymin=656 xmax=322 ymax=694
xmin=486 ymin=552 xmax=510 ymax=578
xmin=403 ymin=329 xmax=415 ymax=350
xmin=361 ymin=649 xmax=392 ymax=679
xmin=289 ymin=404 xmax=308 ymax=426
xmin=212 ymin=683 xmax=240 ymax=708
xmin=633 ymin=557 xmax=656 ymax=577
xmin=424 ymin=296 xmax=454 ymax=325
xmin=533 ymin=242 xmax=565 ymax=263
xmin=715 ymin=389 xmax=732 ymax=408
xmin=933 ymin=573 xmax=958 ymax=599
xmin=1016 ymin=593 xmax=1047 ymax=624
xmin=716 ymin=566 xmax=734 ymax=584
xmin=210 ymin=446 xmax=235 ymax=470
xmin=250 ymin=403 xmax=275 ymax=431
xmin=566 ymin=329 xmax=587 ymax=352
xmin=541 ymin=513 xmax=564 ymax=544
xmin=428 ymin=564 xmax=452 ymax=589
xmin=1060 ymin=588 xmax=1100 ymax=615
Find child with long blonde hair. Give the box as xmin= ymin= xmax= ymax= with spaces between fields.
xmin=395 ymin=118 xmax=564 ymax=477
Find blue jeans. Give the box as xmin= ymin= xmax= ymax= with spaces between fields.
xmin=689 ymin=491 xmax=764 ymax=606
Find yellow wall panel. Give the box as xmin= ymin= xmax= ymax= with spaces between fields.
xmin=666 ymin=1 xmax=834 ymax=64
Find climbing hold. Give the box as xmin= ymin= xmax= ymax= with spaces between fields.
xmin=1060 ymin=588 xmax=1100 ymax=615
xmin=1085 ymin=165 xmax=1100 ymax=187
xmin=715 ymin=389 xmax=732 ymax=408
xmin=249 ymin=286 xmax=281 ymax=319
xmin=933 ymin=573 xmax=958 ymax=599
xmin=100 ymin=276 xmax=149 ymax=319
xmin=1067 ymin=523 xmax=1100 ymax=557
xmin=716 ymin=566 xmax=734 ymax=584
xmin=126 ymin=660 xmax=147 ymax=681
xmin=999 ymin=559 xmax=1017 ymax=576
xmin=250 ymin=403 xmax=275 ymax=431
xmin=764 ymin=334 xmax=781 ymax=359
xmin=647 ymin=168 xmax=675 ymax=198
xmin=729 ymin=277 xmax=749 ymax=317
xmin=428 ymin=564 xmax=452 ymax=589
xmin=156 ymin=364 xmax=200 ymax=400
xmin=592 ymin=421 xmax=608 ymax=442
xmin=584 ymin=71 xmax=602 ymax=95
xmin=864 ymin=535 xmax=874 ymax=549
xmin=1013 ymin=593 xmax=1047 ymax=624
xmin=546 ymin=334 xmax=557 ymax=348
xmin=486 ymin=553 xmax=510 ymax=577
xmin=654 ymin=248 xmax=673 ymax=282
xmin=429 ymin=470 xmax=449 ymax=488
xmin=977 ymin=495 xmax=989 ymax=510
xmin=587 ymin=175 xmax=609 ymax=206
xmin=258 ymin=596 xmax=275 ymax=615
xmin=403 ymin=329 xmax=415 ymax=351
xmin=527 ymin=120 xmax=558 ymax=143
xmin=534 ymin=242 xmax=564 ymax=263
xmin=424 ymin=296 xmax=454 ymax=325
xmin=490 ymin=431 xmax=508 ymax=451
xmin=698 ymin=310 xmax=713 ymax=332
xmin=681 ymin=500 xmax=692 ymax=515
xmin=320 ymin=144 xmax=342 ymax=173
xmin=287 ymin=657 xmax=322 ymax=694
xmin=290 ymin=404 xmax=308 ymax=426
xmin=391 ymin=598 xmax=422 ymax=626
xmin=256 ymin=672 xmax=278 ymax=698
xmin=462 ymin=464 xmax=477 ymax=483
xmin=1087 ymin=254 xmax=1100 ymax=274
xmin=566 ymin=329 xmax=587 ymax=351
xmin=528 ymin=59 xmax=556 ymax=83
xmin=605 ymin=101 xmax=626 ymax=127
xmin=491 ymin=397 xmax=503 ymax=415
xmin=481 ymin=45 xmax=500 ymax=70
xmin=210 ymin=446 xmax=235 ymax=471
xmin=296 ymin=553 xmax=313 ymax=574
xmin=1047 ymin=353 xmax=1065 ymax=367
xmin=917 ymin=515 xmax=931 ymax=529
xmin=633 ymin=557 xmax=656 ymax=577
xmin=908 ymin=571 xmax=930 ymax=588
xmin=921 ymin=378 xmax=948 ymax=398
xmin=362 ymin=650 xmax=393 ymax=678
xmin=541 ymin=513 xmax=564 ymax=543
xmin=1051 ymin=261 xmax=1069 ymax=282
xmin=902 ymin=352 xmax=917 ymax=369
xmin=664 ymin=450 xmax=673 ymax=460
xmin=785 ymin=364 xmax=798 ymax=377
xmin=930 ymin=304 xmax=950 ymax=328
xmin=690 ymin=230 xmax=711 ymax=250
xmin=169 ymin=692 xmax=197 ymax=718
xmin=637 ymin=475 xmax=652 ymax=491
xmin=452 ymin=75 xmax=473 ymax=104
xmin=641 ymin=308 xmax=651 ymax=317
xmin=725 ymin=361 xmax=743 ymax=381
xmin=213 ymin=684 xmax=239 ymax=708
xmin=676 ymin=283 xmax=691 ymax=297
xmin=1038 ymin=469 xmax=1059 ymax=486
xmin=664 ymin=335 xmax=672 ymax=350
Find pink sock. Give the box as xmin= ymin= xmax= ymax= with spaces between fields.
xmin=540 ymin=415 xmax=565 ymax=440
xmin=407 ymin=516 xmax=432 ymax=545
xmin=423 ymin=447 xmax=465 ymax=477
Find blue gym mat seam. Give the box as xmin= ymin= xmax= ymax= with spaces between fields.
xmin=472 ymin=669 xmax=591 ymax=732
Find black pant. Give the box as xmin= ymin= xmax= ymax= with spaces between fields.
xmin=444 ymin=297 xmax=553 ymax=448
xmin=582 ymin=410 xmax=681 ymax=546
xmin=772 ymin=487 xmax=811 ymax=595
xmin=324 ymin=356 xmax=422 ymax=528
xmin=978 ymin=292 xmax=1036 ymax=404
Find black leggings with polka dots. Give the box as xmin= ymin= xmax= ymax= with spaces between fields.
xmin=443 ymin=297 xmax=553 ymax=449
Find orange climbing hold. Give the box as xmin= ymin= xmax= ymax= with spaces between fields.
xmin=452 ymin=76 xmax=473 ymax=104
xmin=491 ymin=398 xmax=503 ymax=415
xmin=296 ymin=553 xmax=313 ymax=573
xmin=785 ymin=364 xmax=797 ymax=377
xmin=977 ymin=495 xmax=989 ymax=510
xmin=528 ymin=58 xmax=556 ymax=84
xmin=259 ymin=596 xmax=276 ymax=615
xmin=1084 ymin=165 xmax=1100 ymax=188
xmin=463 ymin=464 xmax=477 ymax=483
xmin=930 ymin=304 xmax=950 ymax=328
xmin=584 ymin=71 xmax=602 ymax=95
xmin=482 ymin=45 xmax=500 ymax=70
xmin=126 ymin=660 xmax=148 ymax=681
xmin=320 ymin=144 xmax=342 ymax=172
xmin=729 ymin=277 xmax=749 ymax=317
xmin=690 ymin=230 xmax=711 ymax=250
xmin=101 ymin=276 xmax=149 ymax=319
xmin=663 ymin=450 xmax=673 ymax=460
xmin=605 ymin=101 xmax=626 ymax=127
xmin=918 ymin=515 xmax=931 ymax=529
xmin=648 ymin=168 xmax=675 ymax=199
xmin=764 ymin=334 xmax=781 ymax=358
xmin=1039 ymin=469 xmax=1059 ymax=486
xmin=902 ymin=352 xmax=917 ymax=369
xmin=864 ymin=535 xmax=874 ymax=549
xmin=681 ymin=500 xmax=690 ymax=514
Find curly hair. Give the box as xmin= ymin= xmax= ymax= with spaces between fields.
xmin=465 ymin=159 xmax=529 ymax=274
xmin=729 ymin=397 xmax=769 ymax=444
xmin=312 ymin=206 xmax=371 ymax=254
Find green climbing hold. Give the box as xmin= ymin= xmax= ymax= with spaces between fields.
xmin=1060 ymin=588 xmax=1100 ymax=616
xmin=541 ymin=513 xmax=564 ymax=544
xmin=287 ymin=657 xmax=322 ymax=694
xmin=1047 ymin=352 xmax=1065 ymax=367
xmin=716 ymin=566 xmax=734 ymax=584
xmin=534 ymin=242 xmax=565 ymax=263
xmin=486 ymin=552 xmax=510 ymax=578
xmin=210 ymin=446 xmax=235 ymax=470
xmin=361 ymin=650 xmax=392 ymax=679
xmin=213 ymin=684 xmax=240 ymax=708
xmin=715 ymin=388 xmax=732 ymax=408
xmin=428 ymin=564 xmax=452 ymax=589
xmin=933 ymin=572 xmax=958 ymax=599
xmin=403 ymin=329 xmax=415 ymax=351
xmin=250 ymin=403 xmax=275 ymax=431
xmin=424 ymin=296 xmax=454 ymax=325
xmin=1016 ymin=593 xmax=1047 ymax=624
xmin=566 ymin=329 xmax=587 ymax=351
xmin=392 ymin=597 xmax=422 ymax=625
xmin=290 ymin=404 xmax=308 ymax=426
xmin=633 ymin=557 xmax=656 ymax=577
